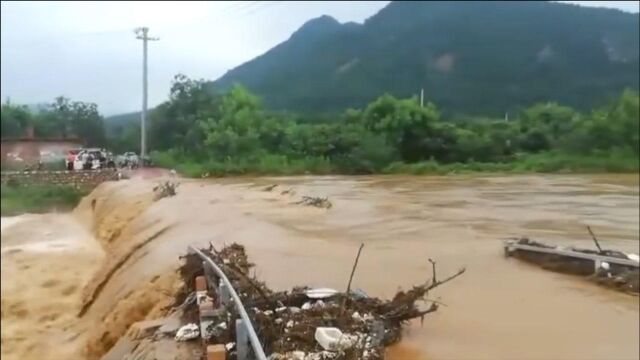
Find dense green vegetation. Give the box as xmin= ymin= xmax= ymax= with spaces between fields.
xmin=137 ymin=75 xmax=638 ymax=177
xmin=1 ymin=96 xmax=106 ymax=146
xmin=0 ymin=184 xmax=89 ymax=216
xmin=2 ymin=74 xmax=637 ymax=176
xmin=212 ymin=1 xmax=639 ymax=115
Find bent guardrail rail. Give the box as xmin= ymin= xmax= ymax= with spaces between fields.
xmin=188 ymin=245 xmax=267 ymax=360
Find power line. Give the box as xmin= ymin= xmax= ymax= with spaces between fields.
xmin=227 ymin=1 xmax=256 ymax=10
xmin=151 ymin=2 xmax=263 ymax=35
xmin=238 ymin=1 xmax=282 ymax=17
xmin=229 ymin=1 xmax=263 ymax=13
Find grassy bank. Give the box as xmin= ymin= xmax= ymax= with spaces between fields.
xmin=384 ymin=151 xmax=639 ymax=175
xmin=151 ymin=150 xmax=639 ymax=177
xmin=151 ymin=151 xmax=335 ymax=177
xmin=1 ymin=185 xmax=89 ymax=216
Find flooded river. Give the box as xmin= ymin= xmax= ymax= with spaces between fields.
xmin=2 ymin=174 xmax=638 ymax=360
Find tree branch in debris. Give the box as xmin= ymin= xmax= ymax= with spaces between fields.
xmin=587 ymin=225 xmax=604 ymax=254
xmin=341 ymin=243 xmax=365 ymax=315
xmin=346 ymin=243 xmax=365 ymax=295
xmin=426 ymin=267 xmax=466 ymax=291
xmin=428 ymin=258 xmax=437 ymax=283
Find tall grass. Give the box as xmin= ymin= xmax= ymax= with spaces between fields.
xmin=150 ymin=149 xmax=639 ymax=177
xmin=150 ymin=151 xmax=334 ymax=177
xmin=1 ymin=184 xmax=89 ymax=216
xmin=383 ymin=151 xmax=639 ymax=174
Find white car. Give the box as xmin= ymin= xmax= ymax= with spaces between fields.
xmin=73 ymin=149 xmax=106 ymax=170
xmin=122 ymin=152 xmax=140 ymax=168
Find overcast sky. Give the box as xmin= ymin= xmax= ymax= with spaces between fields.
xmin=1 ymin=1 xmax=638 ymax=116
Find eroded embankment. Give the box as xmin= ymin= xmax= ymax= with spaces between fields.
xmin=73 ymin=180 xmax=183 ymax=359
xmin=0 ymin=178 xmax=188 ymax=360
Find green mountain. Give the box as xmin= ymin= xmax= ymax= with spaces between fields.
xmin=209 ymin=1 xmax=639 ymax=115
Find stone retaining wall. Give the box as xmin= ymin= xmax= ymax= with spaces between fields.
xmin=1 ymin=169 xmax=119 ymax=189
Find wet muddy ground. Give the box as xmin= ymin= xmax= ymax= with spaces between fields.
xmin=1 ymin=174 xmax=638 ymax=360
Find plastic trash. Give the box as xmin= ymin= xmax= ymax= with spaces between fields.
xmin=305 ymin=288 xmax=338 ymax=299
xmin=314 ymin=327 xmax=357 ymax=351
xmin=302 ymin=300 xmax=325 ymax=310
xmin=174 ymin=323 xmax=199 ymax=341
xmin=351 ymin=311 xmax=373 ymax=322
xmin=352 ymin=288 xmax=369 ymax=299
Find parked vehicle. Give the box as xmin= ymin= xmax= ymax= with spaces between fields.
xmin=73 ymin=148 xmax=113 ymax=170
xmin=122 ymin=152 xmax=140 ymax=168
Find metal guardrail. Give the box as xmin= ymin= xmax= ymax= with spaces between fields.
xmin=504 ymin=241 xmax=640 ymax=268
xmin=188 ymin=246 xmax=267 ymax=360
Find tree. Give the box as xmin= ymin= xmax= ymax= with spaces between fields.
xmin=109 ymin=123 xmax=140 ymax=153
xmin=149 ymin=74 xmax=219 ymax=152
xmin=520 ymin=102 xmax=578 ymax=143
xmin=199 ymin=84 xmax=266 ymax=158
xmin=67 ymin=100 xmax=106 ymax=146
xmin=0 ymin=104 xmax=32 ymax=137
xmin=562 ymin=89 xmax=639 ymax=154
xmin=359 ymin=94 xmax=442 ymax=162
xmin=1 ymin=97 xmax=106 ymax=146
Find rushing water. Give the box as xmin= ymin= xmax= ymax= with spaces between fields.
xmin=212 ymin=174 xmax=640 ymax=360
xmin=2 ymin=174 xmax=638 ymax=360
xmin=124 ymin=173 xmax=638 ymax=360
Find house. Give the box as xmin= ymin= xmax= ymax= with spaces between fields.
xmin=1 ymin=126 xmax=83 ymax=165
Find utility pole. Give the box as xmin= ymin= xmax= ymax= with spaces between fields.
xmin=135 ymin=27 xmax=159 ymax=168
xmin=420 ymin=88 xmax=424 ymax=108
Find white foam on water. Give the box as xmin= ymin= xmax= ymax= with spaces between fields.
xmin=0 ymin=215 xmax=29 ymax=233
xmin=1 ymin=238 xmax=83 ymax=254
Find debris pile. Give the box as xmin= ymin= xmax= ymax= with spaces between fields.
xmin=280 ymin=188 xmax=295 ymax=196
xmin=262 ymin=184 xmax=327 ymax=208
xmin=263 ymin=184 xmax=279 ymax=192
xmin=153 ymin=181 xmax=180 ymax=201
xmin=176 ymin=243 xmax=465 ymax=359
xmin=506 ymin=236 xmax=639 ymax=294
xmin=294 ymin=196 xmax=332 ymax=209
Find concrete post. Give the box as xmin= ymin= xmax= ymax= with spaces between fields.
xmin=219 ymin=279 xmax=231 ymax=307
xmin=203 ymin=261 xmax=217 ymax=295
xmin=236 ymin=319 xmax=250 ymax=360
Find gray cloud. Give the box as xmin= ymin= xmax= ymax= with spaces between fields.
xmin=1 ymin=1 xmax=637 ymax=115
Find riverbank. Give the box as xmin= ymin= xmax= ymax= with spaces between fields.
xmin=0 ymin=185 xmax=89 ymax=216
xmin=151 ymin=150 xmax=639 ymax=178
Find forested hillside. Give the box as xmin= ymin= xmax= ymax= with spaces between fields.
xmin=211 ymin=1 xmax=639 ymax=115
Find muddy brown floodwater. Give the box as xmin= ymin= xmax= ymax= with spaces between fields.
xmin=2 ymin=174 xmax=639 ymax=360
